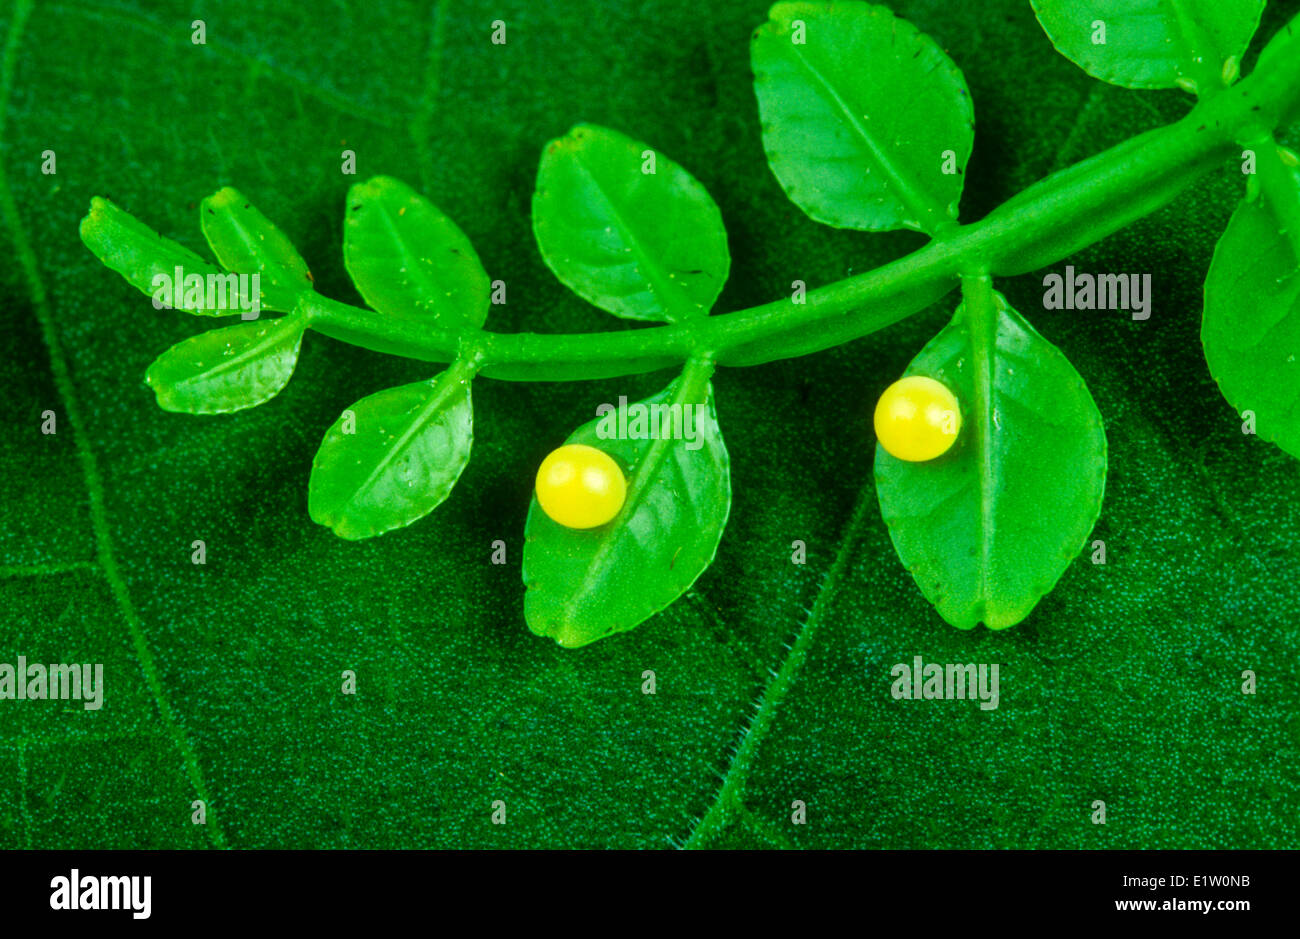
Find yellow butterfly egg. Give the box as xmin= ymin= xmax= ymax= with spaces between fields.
xmin=874 ymin=375 xmax=962 ymax=462
xmin=535 ymin=444 xmax=627 ymax=529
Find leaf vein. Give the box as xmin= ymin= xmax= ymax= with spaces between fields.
xmin=46 ymin=1 xmax=400 ymax=129
xmin=682 ymin=482 xmax=876 ymax=848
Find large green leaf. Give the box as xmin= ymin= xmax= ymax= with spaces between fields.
xmin=532 ymin=123 xmax=730 ymax=322
xmin=523 ymin=367 xmax=731 ymax=647
xmin=1031 ymin=0 xmax=1265 ymax=91
xmin=1203 ymin=147 xmax=1300 ymax=458
xmin=343 ymin=175 xmax=491 ymax=328
xmin=875 ymin=289 xmax=1107 ymax=630
xmin=308 ymin=364 xmax=475 ymax=540
xmin=751 ymin=1 xmax=974 ymax=233
xmin=144 ymin=315 xmax=306 ymax=414
xmin=200 ymin=187 xmax=315 ymax=313
xmin=6 ymin=0 xmax=1300 ymax=852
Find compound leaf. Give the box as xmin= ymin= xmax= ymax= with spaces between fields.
xmin=751 ymin=1 xmax=974 ymax=233
xmin=1030 ymin=0 xmax=1264 ymax=92
xmin=344 ymin=175 xmax=491 ymax=329
xmin=43 ymin=0 xmax=1300 ymax=852
xmin=532 ymin=123 xmax=730 ymax=323
xmin=308 ymin=364 xmax=475 ymax=540
xmin=875 ymin=289 xmax=1107 ymax=630
xmin=200 ymin=187 xmax=314 ymax=313
xmin=144 ymin=314 xmax=306 ymax=414
xmin=523 ymin=365 xmax=731 ymax=647
xmin=1203 ymin=146 xmax=1300 ymax=459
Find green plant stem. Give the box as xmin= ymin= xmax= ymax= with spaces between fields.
xmin=300 ymin=12 xmax=1300 ymax=383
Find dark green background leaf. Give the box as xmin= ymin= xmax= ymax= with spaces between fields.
xmin=875 ymin=291 xmax=1107 ymax=630
xmin=3 ymin=0 xmax=1299 ymax=849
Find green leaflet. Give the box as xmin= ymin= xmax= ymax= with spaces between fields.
xmin=750 ymin=1 xmax=973 ymax=234
xmin=1258 ymin=14 xmax=1298 ymax=77
xmin=200 ymin=187 xmax=314 ymax=313
xmin=875 ymin=286 xmax=1107 ymax=630
xmin=307 ymin=362 xmax=475 ymax=540
xmin=532 ymin=124 xmax=730 ymax=323
xmin=1030 ymin=0 xmax=1264 ymax=92
xmin=80 ymin=197 xmax=250 ymax=315
xmin=343 ymin=176 xmax=491 ymax=329
xmin=523 ymin=363 xmax=731 ymax=647
xmin=144 ymin=314 xmax=306 ymax=414
xmin=1203 ymin=147 xmax=1300 ymax=459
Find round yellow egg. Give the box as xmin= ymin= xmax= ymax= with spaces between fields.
xmin=874 ymin=375 xmax=962 ymax=462
xmin=535 ymin=443 xmax=628 ymax=529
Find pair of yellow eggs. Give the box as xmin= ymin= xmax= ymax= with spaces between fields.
xmin=536 ymin=376 xmax=961 ymax=530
